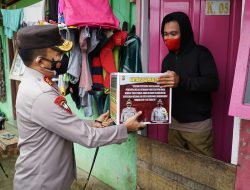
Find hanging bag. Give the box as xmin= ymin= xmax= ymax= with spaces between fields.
xmin=60 ymin=0 xmax=120 ymax=29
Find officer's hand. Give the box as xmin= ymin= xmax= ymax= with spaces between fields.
xmin=158 ymin=70 xmax=180 ymax=88
xmin=102 ymin=118 xmax=113 ymax=127
xmin=93 ymin=111 xmax=113 ymax=128
xmin=96 ymin=111 xmax=109 ymax=122
xmin=93 ymin=122 xmax=103 ymax=128
xmin=124 ymin=111 xmax=146 ymax=132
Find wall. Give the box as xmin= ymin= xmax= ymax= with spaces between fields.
xmin=111 ymin=0 xmax=136 ymax=29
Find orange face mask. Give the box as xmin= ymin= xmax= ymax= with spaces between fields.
xmin=164 ymin=38 xmax=181 ymax=52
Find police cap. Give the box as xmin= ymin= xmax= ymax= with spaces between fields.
xmin=17 ymin=25 xmax=73 ymax=52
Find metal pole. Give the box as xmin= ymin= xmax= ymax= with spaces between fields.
xmin=82 ymin=147 xmax=99 ymax=190
xmin=0 ymin=161 xmax=8 ymax=178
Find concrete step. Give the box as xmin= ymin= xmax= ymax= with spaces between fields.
xmin=137 ymin=135 xmax=236 ymax=190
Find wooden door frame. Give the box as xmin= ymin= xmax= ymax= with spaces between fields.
xmin=8 ymin=37 xmax=18 ymax=120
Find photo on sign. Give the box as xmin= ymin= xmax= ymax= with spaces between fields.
xmin=9 ymin=51 xmax=26 ymax=81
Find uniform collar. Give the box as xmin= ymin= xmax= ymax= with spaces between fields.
xmin=23 ymin=67 xmax=45 ymax=79
xmin=23 ymin=67 xmax=59 ymax=94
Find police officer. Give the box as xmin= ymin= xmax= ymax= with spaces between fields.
xmin=14 ymin=25 xmax=145 ymax=190
xmin=120 ymin=99 xmax=137 ymax=123
xmin=151 ymin=99 xmax=168 ymax=122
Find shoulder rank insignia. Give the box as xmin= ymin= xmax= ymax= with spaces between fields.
xmin=44 ymin=76 xmax=53 ymax=86
xmin=54 ymin=96 xmax=72 ymax=114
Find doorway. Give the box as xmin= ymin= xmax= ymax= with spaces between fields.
xmin=147 ymin=0 xmax=242 ymax=162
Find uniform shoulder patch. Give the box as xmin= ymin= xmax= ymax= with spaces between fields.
xmin=44 ymin=76 xmax=53 ymax=86
xmin=54 ymin=96 xmax=72 ymax=114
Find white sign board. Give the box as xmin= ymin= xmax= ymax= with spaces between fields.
xmin=206 ymin=1 xmax=230 ymax=15
xmin=9 ymin=52 xmax=26 ymax=81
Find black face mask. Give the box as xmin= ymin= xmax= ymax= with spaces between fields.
xmin=40 ymin=54 xmax=69 ymax=75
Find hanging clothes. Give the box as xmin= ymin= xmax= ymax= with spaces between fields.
xmin=0 ymin=36 xmax=6 ymax=102
xmin=58 ymin=75 xmax=67 ymax=96
xmin=86 ymin=29 xmax=100 ymax=90
xmin=79 ymin=27 xmax=93 ymax=117
xmin=87 ymin=29 xmax=100 ymax=54
xmin=88 ymin=31 xmax=127 ymax=114
xmin=119 ymin=31 xmax=142 ymax=73
xmin=91 ymin=57 xmax=104 ymax=91
xmin=88 ymin=31 xmax=109 ymax=115
xmin=58 ymin=0 xmax=65 ymax=23
xmin=60 ymin=0 xmax=120 ymax=29
xmin=22 ymin=0 xmax=45 ymax=26
xmin=66 ymin=81 xmax=81 ymax=110
xmin=82 ymin=94 xmax=93 ymax=117
xmin=48 ymin=0 xmax=59 ymax=22
xmin=0 ymin=9 xmax=23 ymax=39
xmin=65 ymin=29 xmax=82 ymax=84
xmin=100 ymin=31 xmax=128 ymax=89
xmin=79 ymin=27 xmax=92 ymax=92
xmin=89 ymin=32 xmax=109 ymax=91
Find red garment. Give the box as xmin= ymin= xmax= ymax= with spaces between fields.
xmin=60 ymin=0 xmax=120 ymax=29
xmin=100 ymin=31 xmax=128 ymax=88
xmin=91 ymin=31 xmax=128 ymax=89
xmin=99 ymin=38 xmax=116 ymax=89
xmin=92 ymin=57 xmax=103 ymax=89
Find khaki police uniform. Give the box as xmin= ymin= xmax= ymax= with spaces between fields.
xmin=14 ymin=68 xmax=128 ymax=190
xmin=151 ymin=107 xmax=168 ymax=122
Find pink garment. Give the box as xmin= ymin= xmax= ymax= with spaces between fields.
xmin=79 ymin=28 xmax=92 ymax=91
xmin=60 ymin=0 xmax=120 ymax=29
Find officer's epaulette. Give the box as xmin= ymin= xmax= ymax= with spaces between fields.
xmin=40 ymin=76 xmax=59 ymax=94
xmin=44 ymin=76 xmax=53 ymax=86
xmin=33 ymin=76 xmax=53 ymax=93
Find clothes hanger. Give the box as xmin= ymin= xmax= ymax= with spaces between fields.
xmin=96 ymin=26 xmax=103 ymax=40
xmin=130 ymin=24 xmax=136 ymax=34
xmin=122 ymin=21 xmax=128 ymax=32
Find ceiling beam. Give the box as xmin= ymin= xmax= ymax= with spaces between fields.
xmin=2 ymin=0 xmax=21 ymax=8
